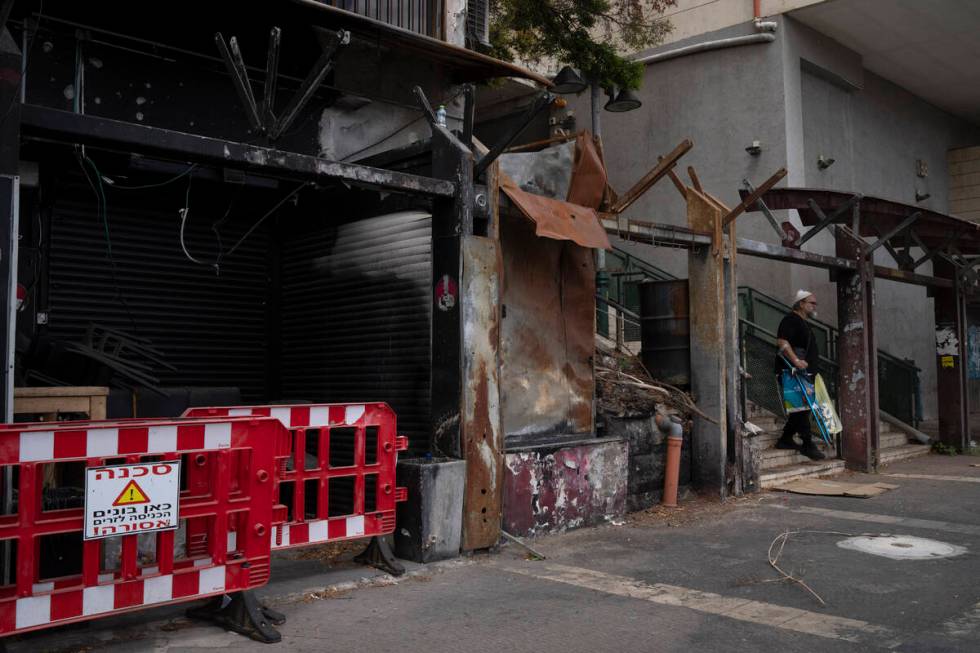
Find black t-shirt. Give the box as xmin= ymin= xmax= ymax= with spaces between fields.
xmin=774 ymin=313 xmax=818 ymax=373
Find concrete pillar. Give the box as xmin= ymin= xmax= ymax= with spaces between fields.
xmin=835 ymin=226 xmax=879 ymax=471
xmin=933 ymin=259 xmax=969 ymax=451
xmin=687 ymin=189 xmax=728 ymax=496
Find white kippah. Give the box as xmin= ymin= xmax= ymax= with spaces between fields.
xmin=792 ymin=289 xmax=814 ymax=304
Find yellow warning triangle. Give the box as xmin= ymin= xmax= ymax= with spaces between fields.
xmin=113 ymin=479 xmax=150 ymax=506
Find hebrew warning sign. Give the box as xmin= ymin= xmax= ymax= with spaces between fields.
xmin=84 ymin=461 xmax=180 ymax=540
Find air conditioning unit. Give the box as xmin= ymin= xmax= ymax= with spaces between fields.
xmin=466 ymin=0 xmax=491 ymax=48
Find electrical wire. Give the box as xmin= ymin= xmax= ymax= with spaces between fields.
xmin=177 ymin=173 xmax=215 ymax=270
xmin=75 ymin=151 xmax=140 ymax=333
xmin=101 ymin=163 xmax=199 ymax=190
xmin=224 ymin=183 xmax=307 ymax=259
xmin=339 ymin=87 xmax=468 ymax=163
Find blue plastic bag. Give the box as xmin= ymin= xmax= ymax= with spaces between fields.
xmin=780 ymin=369 xmax=815 ymax=414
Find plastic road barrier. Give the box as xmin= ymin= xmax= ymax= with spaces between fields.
xmin=182 ymin=403 xmax=408 ymax=551
xmin=0 ymin=416 xmax=282 ymax=638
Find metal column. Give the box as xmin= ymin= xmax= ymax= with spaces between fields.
xmin=0 ymin=31 xmax=21 ymax=421
xmin=686 ymin=189 xmax=728 ymax=496
xmin=933 ymin=259 xmax=969 ymax=451
xmin=835 ymin=226 xmax=880 ymax=471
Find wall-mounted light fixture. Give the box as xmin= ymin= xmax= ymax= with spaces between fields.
xmin=551 ymin=66 xmax=588 ymax=94
xmin=745 ymin=140 xmax=762 ymax=156
xmin=604 ymin=87 xmax=642 ymax=113
xmin=817 ymin=155 xmax=835 ymax=170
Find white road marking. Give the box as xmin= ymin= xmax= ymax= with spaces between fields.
xmin=883 ymin=473 xmax=980 ymax=484
xmin=501 ymin=563 xmax=902 ymax=648
xmin=780 ymin=505 xmax=980 ymax=536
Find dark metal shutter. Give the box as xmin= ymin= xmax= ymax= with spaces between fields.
xmin=47 ymin=176 xmax=271 ymax=400
xmin=280 ymin=211 xmax=431 ymax=455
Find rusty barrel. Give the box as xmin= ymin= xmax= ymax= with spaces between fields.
xmin=639 ymin=279 xmax=690 ymax=387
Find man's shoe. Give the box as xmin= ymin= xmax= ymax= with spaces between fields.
xmin=801 ymin=442 xmax=826 ymax=460
xmin=775 ymin=437 xmax=798 ymax=450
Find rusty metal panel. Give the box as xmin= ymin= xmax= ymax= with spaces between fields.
xmin=686 ymin=190 xmax=728 ymax=496
xmin=502 ymin=439 xmax=628 ymax=536
xmin=566 ymin=132 xmax=607 ymax=210
xmin=934 ymin=259 xmax=969 ymax=450
xmin=500 ymin=210 xmax=595 ymax=445
xmin=835 ymin=227 xmax=878 ymax=472
xmin=500 ymin=173 xmax=611 ymax=250
xmin=460 ymin=235 xmax=504 ymax=550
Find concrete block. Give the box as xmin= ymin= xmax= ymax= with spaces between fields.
xmin=503 ymin=438 xmax=628 ymax=537
xmin=394 ymin=458 xmax=466 ymax=563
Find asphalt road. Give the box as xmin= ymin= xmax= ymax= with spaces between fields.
xmin=9 ymin=453 xmax=979 ymax=652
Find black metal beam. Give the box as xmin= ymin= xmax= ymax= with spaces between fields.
xmin=262 ymin=27 xmax=282 ymax=130
xmin=795 ymin=193 xmax=862 ymax=248
xmin=872 ymin=265 xmax=952 ymax=288
xmin=412 ymin=85 xmax=438 ymax=126
xmin=215 ymin=33 xmax=262 ymax=132
xmin=865 ymin=211 xmax=921 ymax=256
xmin=20 ymin=104 xmax=456 ymax=197
xmin=272 ymin=30 xmax=347 ymax=139
xmin=872 ymin=224 xmax=911 ymax=269
xmin=474 ymin=92 xmax=554 ymax=180
xmin=735 ymin=237 xmax=857 ymax=270
xmin=741 ymin=179 xmax=786 ymax=241
xmin=462 ymin=84 xmax=475 ymax=149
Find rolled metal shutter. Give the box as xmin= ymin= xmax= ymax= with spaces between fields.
xmin=280 ymin=210 xmax=431 ymax=454
xmin=46 ymin=176 xmax=271 ymax=400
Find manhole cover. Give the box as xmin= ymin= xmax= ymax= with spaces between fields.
xmin=837 ymin=535 xmax=966 ymax=560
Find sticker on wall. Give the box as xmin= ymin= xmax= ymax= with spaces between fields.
xmin=941 ymin=355 xmax=955 ymax=369
xmin=936 ymin=325 xmax=959 ymax=356
xmin=435 ymin=274 xmax=458 ymax=312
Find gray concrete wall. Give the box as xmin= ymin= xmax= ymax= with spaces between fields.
xmin=784 ymin=16 xmax=980 ymax=420
xmin=585 ymin=15 xmax=980 ymax=421
xmin=567 ymin=21 xmax=792 ymax=296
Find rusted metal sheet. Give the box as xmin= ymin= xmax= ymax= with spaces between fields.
xmin=934 ymin=259 xmax=969 ymax=451
xmin=502 ymin=439 xmax=628 ymax=537
xmin=686 ymin=189 xmax=728 ymax=496
xmin=566 ymin=132 xmax=607 ymax=210
xmin=500 ymin=173 xmax=611 ymax=250
xmin=460 ymin=235 xmax=504 ymax=551
xmin=835 ymin=226 xmax=879 ymax=472
xmin=500 ymin=210 xmax=595 ymax=444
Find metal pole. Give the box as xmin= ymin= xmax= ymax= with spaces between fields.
xmin=591 ymin=83 xmax=609 ymax=335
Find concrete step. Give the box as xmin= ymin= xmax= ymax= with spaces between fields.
xmin=750 ymin=430 xmax=909 ymax=455
xmin=758 ymin=444 xmax=836 ymax=470
xmin=879 ymin=443 xmax=932 ymax=465
xmin=879 ymin=431 xmax=911 ymax=449
xmin=759 ymin=459 xmax=846 ymax=489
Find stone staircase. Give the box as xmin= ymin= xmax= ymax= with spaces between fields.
xmin=745 ymin=405 xmax=931 ymax=488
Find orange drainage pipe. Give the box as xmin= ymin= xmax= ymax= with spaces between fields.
xmin=656 ymin=413 xmax=685 ymax=507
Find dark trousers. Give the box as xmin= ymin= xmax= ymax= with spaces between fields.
xmin=781 ymin=411 xmax=812 ymax=444
xmin=776 ymin=373 xmax=812 ymax=444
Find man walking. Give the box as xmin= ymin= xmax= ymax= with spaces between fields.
xmin=774 ymin=290 xmax=825 ymax=460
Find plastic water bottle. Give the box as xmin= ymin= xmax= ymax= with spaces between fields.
xmin=435 ymin=105 xmax=447 ymax=127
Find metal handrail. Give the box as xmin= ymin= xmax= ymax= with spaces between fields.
xmin=737 ymin=285 xmax=919 ymax=375
xmin=597 ymin=293 xmax=641 ymax=321
xmin=738 ymin=319 xmax=838 ymax=373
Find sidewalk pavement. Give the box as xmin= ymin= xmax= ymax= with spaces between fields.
xmin=8 ymin=453 xmax=980 ymax=652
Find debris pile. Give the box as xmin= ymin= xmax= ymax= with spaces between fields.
xmin=595 ymin=341 xmax=703 ymax=424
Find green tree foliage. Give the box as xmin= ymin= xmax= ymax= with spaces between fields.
xmin=489 ymin=0 xmax=675 ymax=91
